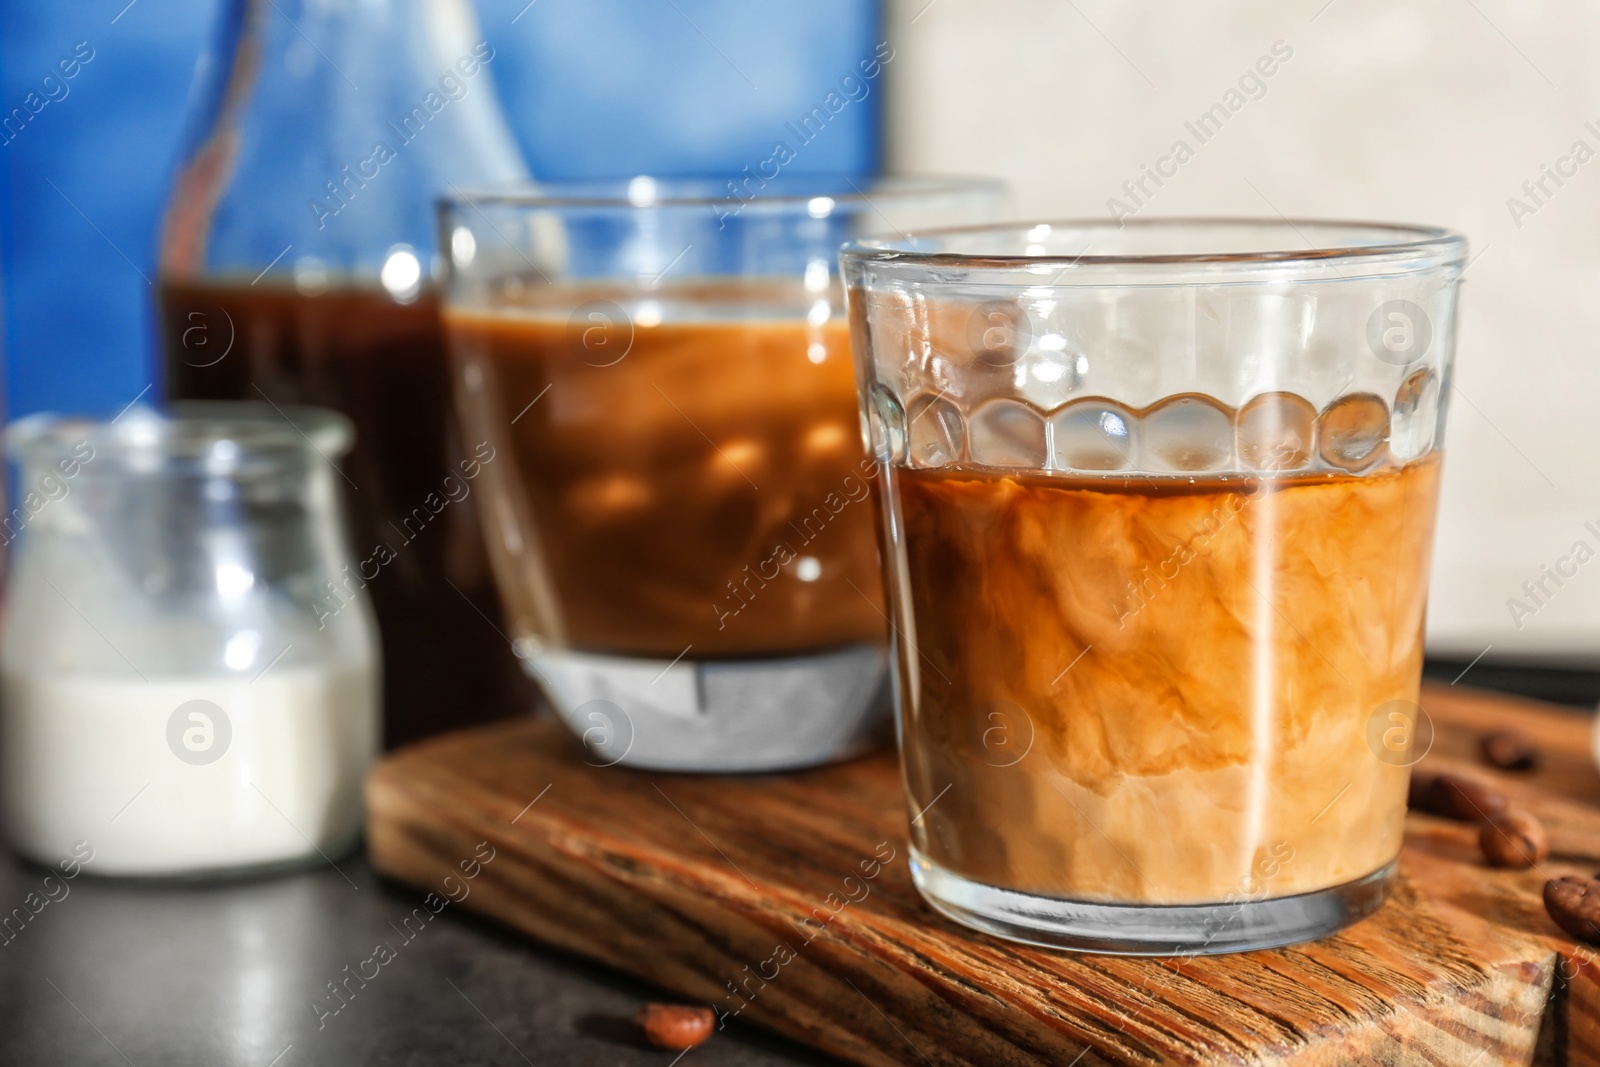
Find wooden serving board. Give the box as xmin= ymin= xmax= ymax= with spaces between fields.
xmin=366 ymin=683 xmax=1600 ymax=1066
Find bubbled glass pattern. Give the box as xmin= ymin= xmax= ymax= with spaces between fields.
xmin=851 ymin=221 xmax=1460 ymax=478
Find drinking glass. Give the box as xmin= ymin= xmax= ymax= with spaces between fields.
xmin=842 ymin=219 xmax=1465 ymax=953
xmin=438 ymin=176 xmax=1005 ymax=771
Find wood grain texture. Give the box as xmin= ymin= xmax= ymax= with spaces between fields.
xmin=366 ymin=683 xmax=1600 ymax=1065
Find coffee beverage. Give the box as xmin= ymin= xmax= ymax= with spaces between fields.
xmin=442 ymin=285 xmax=885 ymax=659
xmin=160 ymin=280 xmax=525 ymax=746
xmin=890 ymin=456 xmax=1441 ymax=905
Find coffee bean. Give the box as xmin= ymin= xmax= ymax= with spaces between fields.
xmin=1546 ymin=877 xmax=1600 ymax=944
xmin=1416 ymin=773 xmax=1508 ymax=822
xmin=1479 ymin=810 xmax=1548 ymax=868
xmin=636 ymin=1003 xmax=715 ymax=1051
xmin=1480 ymin=730 xmax=1539 ymax=772
xmin=1407 ymin=772 xmax=1438 ymax=811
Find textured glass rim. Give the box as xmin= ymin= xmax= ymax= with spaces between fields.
xmin=840 ymin=217 xmax=1468 ymax=274
xmin=7 ymin=402 xmax=353 ymax=464
xmin=438 ymin=174 xmax=1008 ymax=214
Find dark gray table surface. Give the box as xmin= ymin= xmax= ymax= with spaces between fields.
xmin=0 ymin=844 xmax=839 ymax=1066
xmin=1 ymin=662 xmax=1591 ymax=1066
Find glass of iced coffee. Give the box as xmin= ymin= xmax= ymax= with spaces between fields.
xmin=841 ymin=219 xmax=1465 ymax=953
xmin=437 ymin=177 xmax=1005 ymax=771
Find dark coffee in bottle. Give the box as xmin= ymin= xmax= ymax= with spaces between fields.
xmin=160 ymin=278 xmax=526 ymax=747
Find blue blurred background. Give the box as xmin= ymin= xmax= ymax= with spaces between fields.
xmin=0 ymin=0 xmax=883 ymax=420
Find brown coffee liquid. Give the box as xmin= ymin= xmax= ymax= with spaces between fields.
xmin=160 ymin=279 xmax=526 ymax=747
xmin=443 ymin=290 xmax=886 ymax=659
xmin=891 ymin=456 xmax=1441 ymax=905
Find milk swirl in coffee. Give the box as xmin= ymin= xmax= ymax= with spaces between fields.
xmin=889 ymin=455 xmax=1441 ymax=905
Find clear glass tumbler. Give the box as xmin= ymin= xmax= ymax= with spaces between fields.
xmin=842 ymin=219 xmax=1465 ymax=953
xmin=438 ymin=176 xmax=1006 ymax=771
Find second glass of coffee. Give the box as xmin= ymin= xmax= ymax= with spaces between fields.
xmin=438 ymin=177 xmax=1005 ymax=770
xmin=843 ymin=219 xmax=1464 ymax=953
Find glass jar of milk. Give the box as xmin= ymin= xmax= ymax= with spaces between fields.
xmin=1 ymin=403 xmax=380 ymax=876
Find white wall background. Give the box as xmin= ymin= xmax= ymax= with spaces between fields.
xmin=884 ymin=0 xmax=1600 ymax=664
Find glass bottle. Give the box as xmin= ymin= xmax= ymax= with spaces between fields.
xmin=157 ymin=0 xmax=530 ymax=746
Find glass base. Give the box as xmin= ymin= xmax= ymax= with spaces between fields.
xmin=910 ymin=848 xmax=1394 ymax=956
xmin=523 ymin=641 xmax=890 ymax=772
